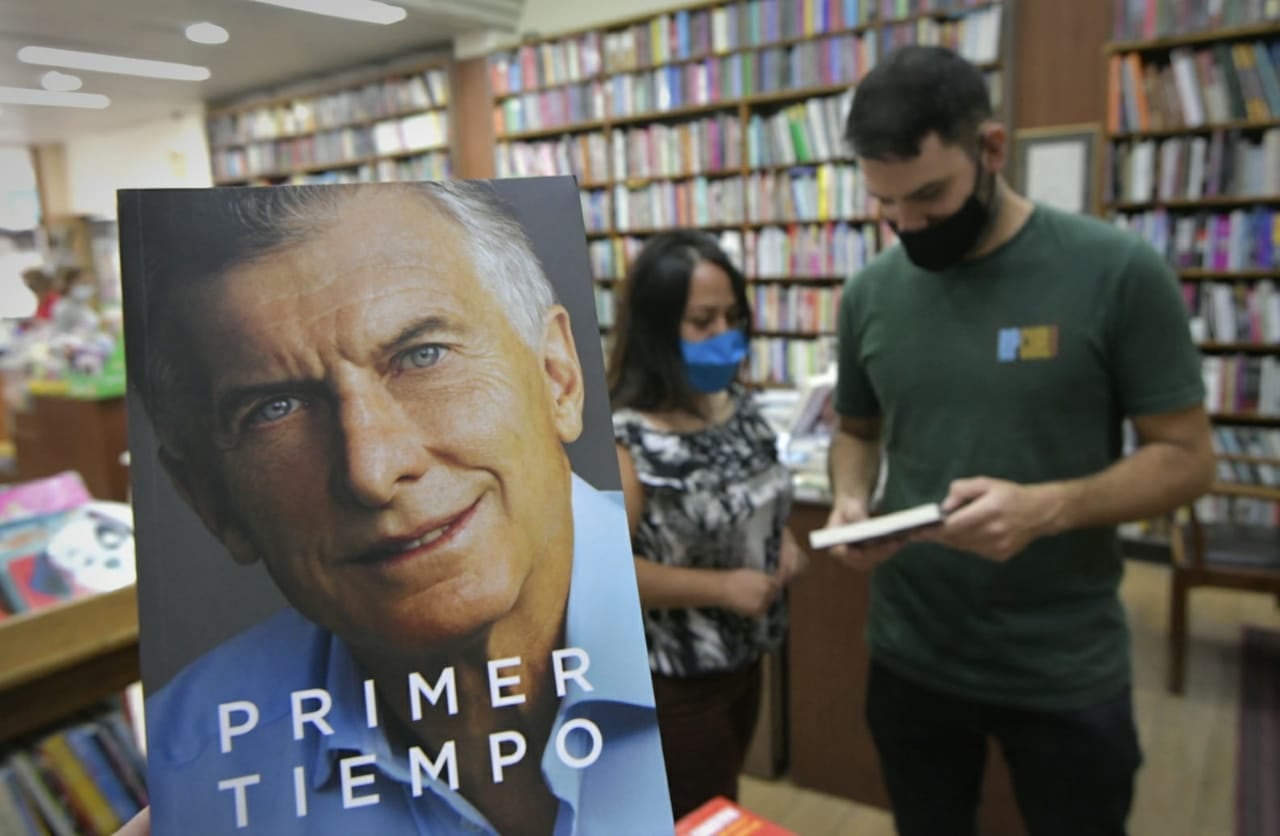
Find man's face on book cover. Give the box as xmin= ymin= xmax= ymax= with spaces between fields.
xmin=162 ymin=188 xmax=585 ymax=660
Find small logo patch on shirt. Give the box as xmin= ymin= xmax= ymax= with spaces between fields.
xmin=997 ymin=325 xmax=1059 ymax=362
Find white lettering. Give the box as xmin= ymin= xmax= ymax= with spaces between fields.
xmin=488 ymin=657 xmax=525 ymax=708
xmin=552 ymin=648 xmax=593 ymax=697
xmin=340 ymin=754 xmax=380 ymax=809
xmin=489 ymin=731 xmax=526 ymax=783
xmin=364 ymin=678 xmax=378 ymax=728
xmin=410 ymin=742 xmax=459 ymax=794
xmin=410 ymin=668 xmax=458 ymax=719
xmin=293 ymin=765 xmax=307 ymax=818
xmin=217 ymin=774 xmax=261 ymax=829
xmin=291 ymin=689 xmax=335 ymax=741
xmin=555 ymin=719 xmax=604 ymax=769
xmin=218 ymin=702 xmax=259 ymax=755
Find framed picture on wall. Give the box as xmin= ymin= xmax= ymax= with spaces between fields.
xmin=1010 ymin=123 xmax=1102 ymax=216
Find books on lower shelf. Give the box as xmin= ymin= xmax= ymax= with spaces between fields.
xmin=1 ymin=700 xmax=147 ymax=836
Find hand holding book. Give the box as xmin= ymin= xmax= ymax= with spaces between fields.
xmin=812 ymin=477 xmax=1065 ymax=565
xmin=932 ymin=476 xmax=1064 ymax=562
xmin=813 ymin=496 xmax=941 ymax=570
xmin=113 ymin=807 xmax=150 ymax=836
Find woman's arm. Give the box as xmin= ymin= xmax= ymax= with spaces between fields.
xmin=618 ymin=443 xmax=779 ymax=616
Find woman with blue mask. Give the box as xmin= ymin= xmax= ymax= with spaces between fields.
xmin=608 ymin=230 xmax=804 ymax=820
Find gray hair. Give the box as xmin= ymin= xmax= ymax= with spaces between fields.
xmin=128 ymin=179 xmax=558 ymax=455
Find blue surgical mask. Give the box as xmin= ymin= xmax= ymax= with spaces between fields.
xmin=681 ymin=328 xmax=747 ymax=393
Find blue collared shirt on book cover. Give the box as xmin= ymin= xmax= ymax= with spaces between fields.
xmin=143 ymin=474 xmax=673 ymax=835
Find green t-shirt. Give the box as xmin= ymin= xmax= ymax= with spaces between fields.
xmin=834 ymin=203 xmax=1205 ymax=711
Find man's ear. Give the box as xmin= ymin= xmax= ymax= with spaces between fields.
xmin=980 ymin=121 xmax=1008 ymax=174
xmin=540 ymin=304 xmax=585 ymax=445
xmin=157 ymin=446 xmax=259 ymax=566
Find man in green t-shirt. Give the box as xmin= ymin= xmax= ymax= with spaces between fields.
xmin=819 ymin=45 xmax=1215 ymax=836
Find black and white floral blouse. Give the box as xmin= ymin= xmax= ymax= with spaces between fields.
xmin=613 ymin=385 xmax=794 ymax=678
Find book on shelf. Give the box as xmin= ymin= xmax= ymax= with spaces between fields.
xmin=489 ymin=1 xmax=1008 ymax=391
xmin=1111 ymin=0 xmax=1279 ymax=44
xmin=208 ymin=63 xmax=451 ymax=185
xmin=489 ymin=0 xmax=1006 ymax=135
xmin=1184 ymin=278 xmax=1280 ymax=344
xmin=1202 ymin=354 xmax=1280 ymax=417
xmin=1111 ymin=206 xmax=1278 ymax=273
xmin=1108 ymin=38 xmax=1280 ymax=135
xmin=1 ymin=702 xmax=148 ymax=836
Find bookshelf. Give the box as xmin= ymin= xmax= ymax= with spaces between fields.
xmin=0 ymin=586 xmax=138 ymax=747
xmin=205 ymin=56 xmax=453 ymax=187
xmin=1104 ymin=0 xmax=1280 ymax=531
xmin=485 ymin=0 xmax=1014 ymax=387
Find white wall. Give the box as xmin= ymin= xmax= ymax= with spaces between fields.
xmin=0 ymin=146 xmax=40 ymax=231
xmin=63 ymin=107 xmax=212 ymax=220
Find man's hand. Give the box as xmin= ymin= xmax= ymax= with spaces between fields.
xmin=935 ymin=476 xmax=1063 ymax=561
xmin=820 ymin=496 xmax=916 ymax=571
xmin=720 ymin=568 xmax=782 ymax=617
xmin=114 ymin=807 xmax=150 ymax=836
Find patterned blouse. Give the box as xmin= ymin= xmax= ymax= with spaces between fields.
xmin=613 ymin=386 xmax=794 ymax=678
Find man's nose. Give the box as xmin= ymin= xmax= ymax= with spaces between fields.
xmin=893 ymin=206 xmax=928 ymax=233
xmin=335 ymin=387 xmax=430 ymax=508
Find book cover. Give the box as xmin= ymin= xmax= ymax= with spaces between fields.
xmin=117 ymin=177 xmax=674 ymax=835
xmin=809 ymin=502 xmax=946 ymax=550
xmin=675 ymin=796 xmax=797 ymax=836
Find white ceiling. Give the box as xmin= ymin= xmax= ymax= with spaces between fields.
xmin=0 ymin=0 xmax=522 ymax=146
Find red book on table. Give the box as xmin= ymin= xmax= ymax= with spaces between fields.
xmin=675 ymin=796 xmax=797 ymax=836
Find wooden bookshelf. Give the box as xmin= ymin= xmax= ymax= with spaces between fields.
xmin=0 ymin=586 xmax=139 ymax=746
xmin=1103 ymin=0 xmax=1280 ymax=525
xmin=485 ymin=0 xmax=1015 ymax=388
xmin=204 ymin=54 xmax=454 ymax=187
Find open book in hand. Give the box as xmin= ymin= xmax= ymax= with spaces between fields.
xmin=809 ymin=502 xmax=946 ymax=549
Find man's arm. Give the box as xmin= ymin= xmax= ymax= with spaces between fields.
xmin=617 ymin=444 xmax=779 ymax=617
xmin=1045 ymin=403 xmax=1214 ymax=532
xmin=938 ymin=404 xmax=1215 ymax=560
xmin=820 ymin=414 xmax=927 ymax=568
xmin=828 ymin=414 xmax=883 ymax=507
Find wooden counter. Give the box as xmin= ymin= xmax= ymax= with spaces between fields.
xmin=13 ymin=395 xmax=130 ymax=503
xmin=785 ymin=501 xmax=1028 ymax=836
xmin=0 ymin=586 xmax=139 ymax=745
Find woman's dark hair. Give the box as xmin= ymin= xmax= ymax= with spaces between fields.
xmin=607 ymin=230 xmax=752 ymax=417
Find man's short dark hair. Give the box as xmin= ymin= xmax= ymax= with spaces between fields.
xmin=844 ymin=45 xmax=993 ymax=160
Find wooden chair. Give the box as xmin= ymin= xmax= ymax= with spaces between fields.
xmin=1167 ymin=491 xmax=1280 ymax=695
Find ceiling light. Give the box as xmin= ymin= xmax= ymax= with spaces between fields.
xmin=185 ymin=22 xmax=230 ymax=44
xmin=0 ymin=86 xmax=109 ymax=109
xmin=17 ymin=46 xmax=210 ymax=82
xmin=245 ymin=0 xmax=407 ymax=25
xmin=41 ymin=71 xmax=82 ymax=92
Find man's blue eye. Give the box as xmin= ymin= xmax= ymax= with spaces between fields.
xmin=249 ymin=396 xmax=300 ymax=426
xmin=399 ymin=345 xmax=446 ymax=370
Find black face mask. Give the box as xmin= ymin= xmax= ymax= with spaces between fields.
xmin=892 ymin=160 xmax=996 ymax=273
